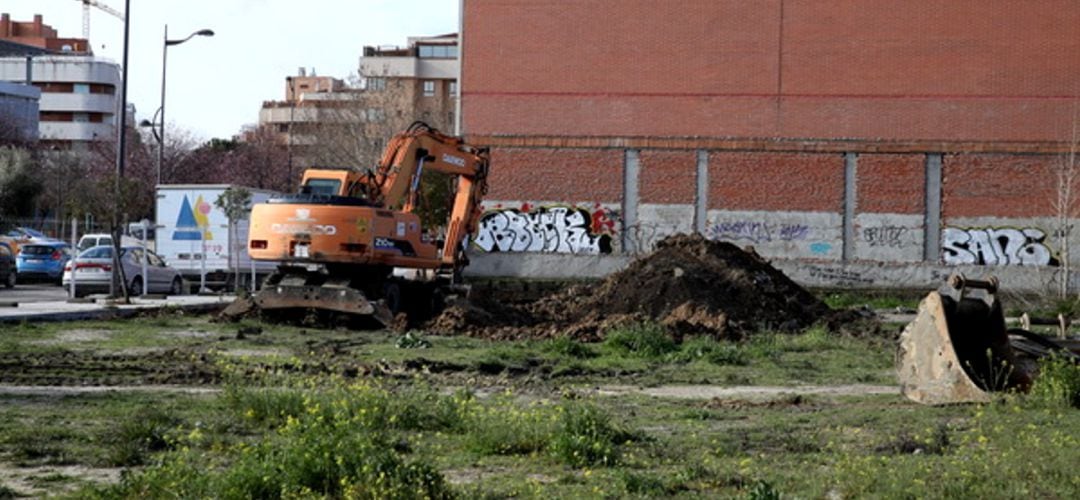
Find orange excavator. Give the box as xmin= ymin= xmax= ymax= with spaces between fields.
xmin=231 ymin=122 xmax=489 ymax=325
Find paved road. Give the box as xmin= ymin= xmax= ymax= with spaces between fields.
xmin=0 ymin=282 xmax=69 ymax=304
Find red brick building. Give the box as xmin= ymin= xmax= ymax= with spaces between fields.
xmin=461 ymin=0 xmax=1079 ymax=282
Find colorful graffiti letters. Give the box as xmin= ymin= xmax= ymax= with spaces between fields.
xmin=474 ymin=206 xmax=614 ymax=254
xmin=942 ymin=227 xmax=1057 ymax=266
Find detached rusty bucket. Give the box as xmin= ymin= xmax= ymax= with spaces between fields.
xmin=897 ymin=274 xmax=1034 ymax=404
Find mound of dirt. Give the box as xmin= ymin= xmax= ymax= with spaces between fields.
xmin=428 ymin=233 xmax=839 ymax=340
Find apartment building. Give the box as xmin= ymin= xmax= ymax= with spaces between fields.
xmin=259 ymin=34 xmax=459 ymax=168
xmin=0 ymin=15 xmax=122 ymax=149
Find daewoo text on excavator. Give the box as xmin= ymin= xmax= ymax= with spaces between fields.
xmin=224 ymin=122 xmax=489 ymax=326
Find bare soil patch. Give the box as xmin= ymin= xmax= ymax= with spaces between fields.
xmin=430 ymin=234 xmax=861 ymax=340
xmin=0 ymin=348 xmax=219 ymax=386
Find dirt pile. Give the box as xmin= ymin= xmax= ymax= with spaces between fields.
xmin=428 ymin=233 xmax=837 ymax=340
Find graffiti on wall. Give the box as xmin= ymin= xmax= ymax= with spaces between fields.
xmin=706 ymin=220 xmax=811 ymax=244
xmin=942 ymin=227 xmax=1058 ymax=266
xmin=861 ymin=224 xmax=909 ymax=248
xmin=474 ymin=204 xmax=617 ymax=254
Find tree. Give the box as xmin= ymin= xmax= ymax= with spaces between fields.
xmin=214 ymin=186 xmax=252 ymax=291
xmin=0 ymin=146 xmax=44 ymax=222
xmin=1052 ymin=112 xmax=1079 ymax=299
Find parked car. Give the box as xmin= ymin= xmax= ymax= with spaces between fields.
xmin=16 ymin=241 xmax=72 ymax=284
xmin=0 ymin=240 xmax=16 ymax=288
xmin=6 ymin=227 xmax=54 ymax=244
xmin=62 ymin=245 xmax=184 ymax=297
xmin=76 ymin=233 xmax=142 ymax=253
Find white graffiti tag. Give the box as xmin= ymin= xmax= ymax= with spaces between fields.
xmin=474 ymin=207 xmax=613 ymax=254
xmin=942 ymin=227 xmax=1057 ymax=266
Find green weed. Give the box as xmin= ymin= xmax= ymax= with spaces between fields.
xmin=100 ymin=379 xmax=454 ymax=499
xmin=669 ymin=336 xmax=749 ymax=366
xmin=466 ymin=396 xmax=552 ymax=455
xmin=550 ymin=402 xmax=635 ymax=467
xmin=602 ymin=322 xmax=678 ymax=359
xmin=543 ymin=335 xmax=597 ymax=359
xmin=103 ymin=406 xmax=181 ymax=466
xmin=1028 ymin=353 xmax=1080 ymax=409
xmin=396 ymin=331 xmax=432 ymax=349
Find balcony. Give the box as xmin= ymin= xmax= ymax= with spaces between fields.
xmin=39 ymin=121 xmax=115 ymax=142
xmin=39 ymin=92 xmax=116 ymax=114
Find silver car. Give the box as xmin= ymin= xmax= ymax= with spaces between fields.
xmin=62 ymin=245 xmax=184 ymax=297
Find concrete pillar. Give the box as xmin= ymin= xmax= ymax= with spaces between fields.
xmin=842 ymin=152 xmax=857 ymax=261
xmin=924 ymin=153 xmax=943 ymax=262
xmin=622 ymin=149 xmax=640 ymax=253
xmin=694 ymin=150 xmax=708 ymax=234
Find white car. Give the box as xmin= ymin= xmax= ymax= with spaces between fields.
xmin=76 ymin=233 xmax=143 ymax=253
xmin=62 ymin=245 xmax=184 ymax=297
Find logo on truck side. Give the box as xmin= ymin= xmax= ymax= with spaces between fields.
xmin=289 ymin=209 xmax=313 ymax=221
xmin=172 ymin=195 xmax=214 ymax=241
xmin=271 ymin=224 xmax=337 ymax=235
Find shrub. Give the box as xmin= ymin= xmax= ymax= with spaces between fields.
xmin=224 ymin=385 xmax=306 ymax=427
xmin=103 ymin=407 xmax=182 ymax=466
xmin=1028 ymin=353 xmax=1080 ymax=409
xmin=746 ymin=479 xmax=782 ymax=500
xmin=396 ymin=331 xmax=432 ymax=349
xmin=602 ymin=323 xmax=678 ymax=359
xmin=466 ymin=397 xmax=552 ymax=455
xmin=550 ymin=403 xmax=635 ymax=467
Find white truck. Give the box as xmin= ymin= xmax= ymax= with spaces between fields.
xmin=155 ymin=185 xmax=283 ymax=291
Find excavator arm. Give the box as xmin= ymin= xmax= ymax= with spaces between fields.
xmin=371 ymin=122 xmax=489 ymax=268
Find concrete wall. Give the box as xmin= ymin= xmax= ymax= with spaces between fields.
xmin=464 ymin=148 xmax=1078 ymax=293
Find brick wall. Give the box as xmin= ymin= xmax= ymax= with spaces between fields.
xmin=639 ymin=151 xmax=695 ymax=204
xmin=486 ymin=148 xmax=623 ymax=203
xmin=708 ymin=152 xmax=843 ymax=212
xmin=462 ymin=0 xmax=1079 ymax=143
xmin=857 ymin=154 xmax=925 ymax=214
xmin=942 ymin=154 xmax=1061 ymax=218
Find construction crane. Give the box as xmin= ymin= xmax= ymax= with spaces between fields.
xmin=73 ymin=0 xmax=124 ymax=40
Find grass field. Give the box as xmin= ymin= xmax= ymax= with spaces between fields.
xmin=0 ymin=309 xmax=1076 ymax=498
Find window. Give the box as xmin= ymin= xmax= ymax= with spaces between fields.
xmin=367 ymin=77 xmax=386 ymax=91
xmin=449 ymin=81 xmax=458 ymax=99
xmin=304 ymin=179 xmax=341 ymax=196
xmin=418 ymin=45 xmax=458 ymax=59
xmin=422 ymin=81 xmax=435 ymax=97
xmin=72 ymin=113 xmax=90 ymax=123
xmin=74 ymin=83 xmax=90 ymax=94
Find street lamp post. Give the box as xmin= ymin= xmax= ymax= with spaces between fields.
xmin=157 ymin=25 xmax=214 ymax=185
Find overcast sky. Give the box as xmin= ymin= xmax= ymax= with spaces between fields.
xmin=5 ymin=0 xmax=459 ymax=140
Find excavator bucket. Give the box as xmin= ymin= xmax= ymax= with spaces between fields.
xmin=897 ymin=275 xmax=1034 ymax=405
